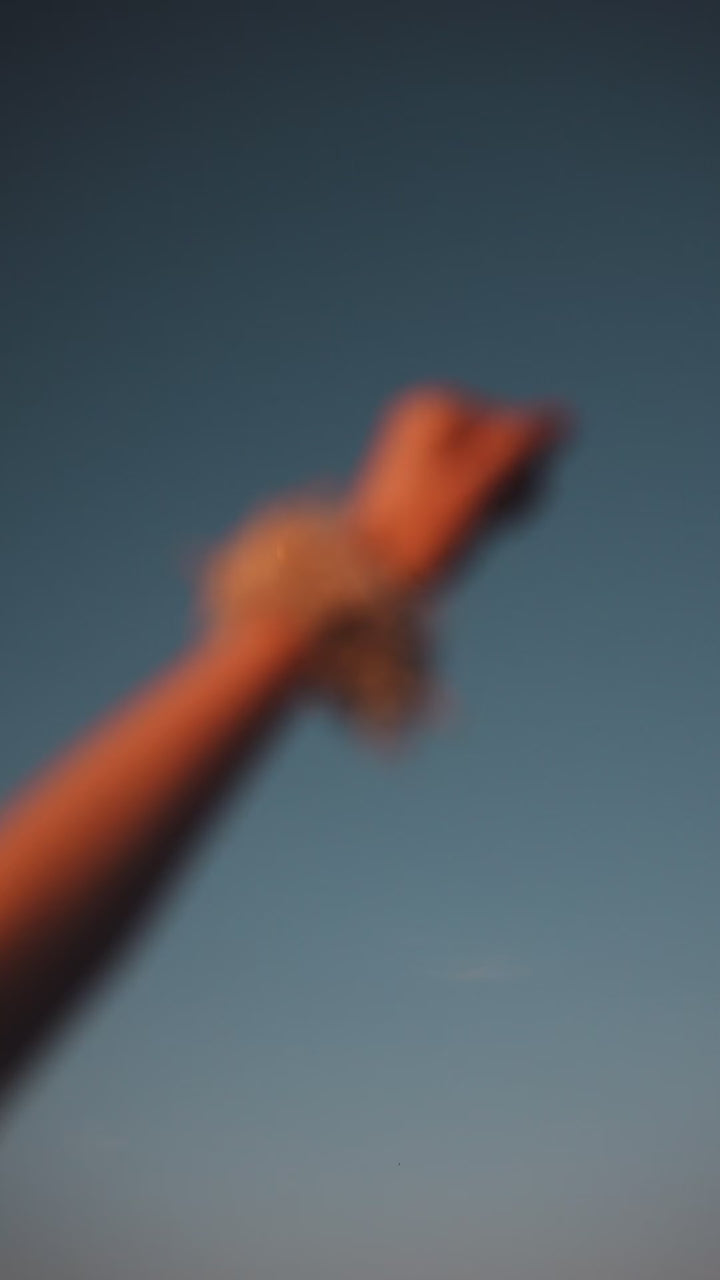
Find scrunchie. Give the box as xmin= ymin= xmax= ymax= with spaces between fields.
xmin=200 ymin=498 xmax=435 ymax=733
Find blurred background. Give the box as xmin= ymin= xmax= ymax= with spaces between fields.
xmin=1 ymin=3 xmax=719 ymax=1277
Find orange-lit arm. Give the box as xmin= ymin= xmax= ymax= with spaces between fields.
xmin=0 ymin=619 xmax=309 ymax=1092
xmin=0 ymin=386 xmax=571 ymax=1096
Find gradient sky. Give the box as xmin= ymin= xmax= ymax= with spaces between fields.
xmin=1 ymin=3 xmax=719 ymax=1278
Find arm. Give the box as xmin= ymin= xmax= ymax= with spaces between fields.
xmin=0 ymin=620 xmax=309 ymax=1093
xmin=0 ymin=386 xmax=570 ymax=1097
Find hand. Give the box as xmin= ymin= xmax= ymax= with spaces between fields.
xmin=348 ymin=386 xmax=572 ymax=588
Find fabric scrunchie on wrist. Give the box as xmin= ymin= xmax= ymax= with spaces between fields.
xmin=199 ymin=498 xmax=436 ymax=734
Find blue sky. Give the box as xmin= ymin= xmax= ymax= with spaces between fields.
xmin=1 ymin=4 xmax=719 ymax=1277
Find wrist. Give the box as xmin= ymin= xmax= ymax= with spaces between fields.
xmin=199 ymin=496 xmax=433 ymax=736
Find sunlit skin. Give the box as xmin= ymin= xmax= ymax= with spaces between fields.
xmin=0 ymin=386 xmax=570 ymax=1097
xmin=349 ymin=387 xmax=570 ymax=584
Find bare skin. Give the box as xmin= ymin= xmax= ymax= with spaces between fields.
xmin=0 ymin=386 xmax=570 ymax=1100
xmin=349 ymin=386 xmax=570 ymax=583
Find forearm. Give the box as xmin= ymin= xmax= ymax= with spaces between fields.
xmin=0 ymin=615 xmax=308 ymax=1090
